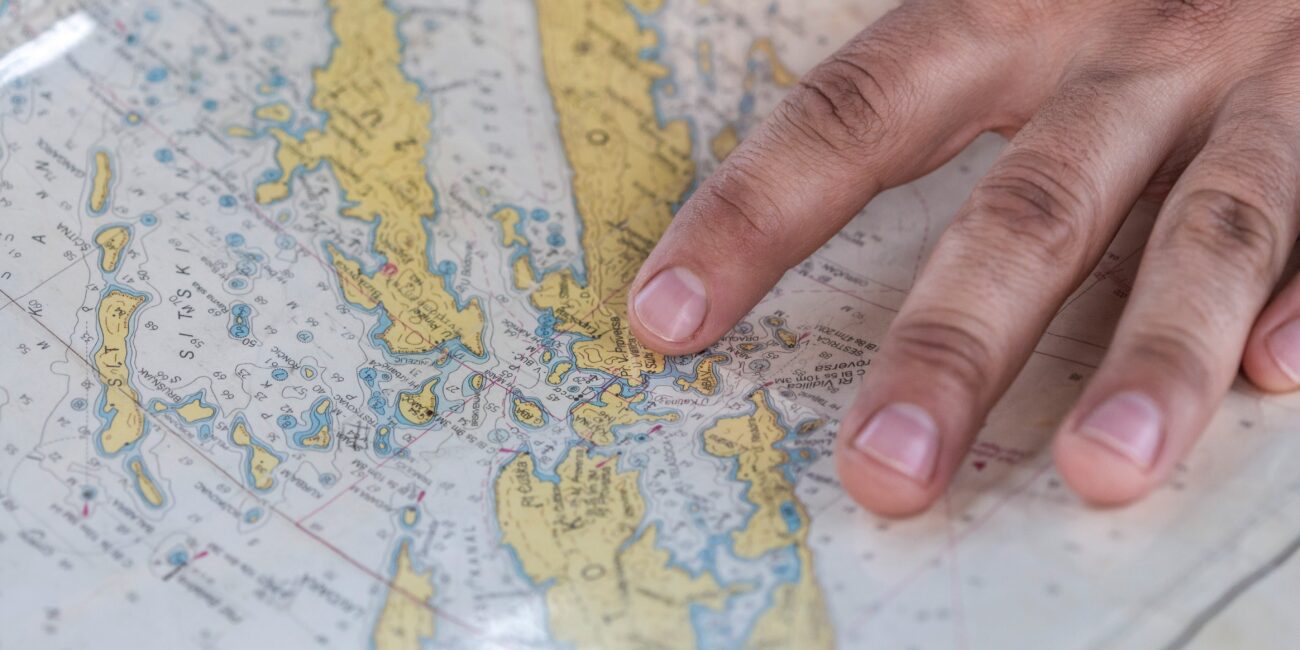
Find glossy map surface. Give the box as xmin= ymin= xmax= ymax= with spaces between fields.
xmin=2 ymin=1 xmax=1300 ymax=648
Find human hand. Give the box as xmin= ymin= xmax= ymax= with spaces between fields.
xmin=627 ymin=0 xmax=1300 ymax=516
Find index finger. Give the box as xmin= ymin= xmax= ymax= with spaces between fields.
xmin=626 ymin=3 xmax=1054 ymax=352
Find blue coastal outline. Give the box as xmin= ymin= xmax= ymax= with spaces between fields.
xmin=86 ymin=148 xmax=118 ymax=217
xmin=393 ymin=375 xmax=440 ymax=427
xmin=227 ymin=413 xmax=287 ymax=492
xmin=146 ymin=390 xmax=218 ymax=424
xmin=503 ymin=0 xmax=698 ymax=302
xmin=369 ymin=535 xmax=439 ymax=650
xmin=252 ymin=99 xmax=295 ymax=125
xmin=228 ymin=302 xmax=253 ymax=339
xmin=546 ymin=358 xmax=573 ymax=385
xmin=289 ymin=395 xmax=335 ymax=450
xmin=508 ymin=390 xmax=549 ymax=429
xmin=249 ymin=0 xmax=490 ymax=367
xmin=680 ymin=389 xmax=813 ymax=644
xmin=497 ymin=0 xmax=702 ymax=390
xmin=487 ymin=201 xmax=590 ymax=288
xmin=373 ymin=420 xmax=399 ymax=456
xmin=324 ymin=221 xmax=490 ymax=366
xmin=629 ymin=1 xmax=703 ymax=210
xmin=675 ymin=352 xmax=732 ymax=394
xmin=695 ymin=37 xmax=716 ymax=90
xmin=91 ymin=222 xmax=132 ymax=275
xmin=124 ymin=454 xmax=167 ymax=510
xmin=91 ymin=283 xmax=152 ymax=458
xmin=564 ymin=381 xmax=681 ymax=445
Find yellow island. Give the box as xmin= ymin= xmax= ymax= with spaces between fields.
xmin=230 ymin=418 xmax=281 ymax=491
xmin=93 ymin=289 xmax=148 ymax=455
xmin=702 ymin=391 xmax=832 ymax=648
xmin=526 ymin=0 xmax=694 ymax=384
xmin=256 ymin=0 xmax=485 ymax=357
xmin=496 ymin=448 xmax=731 ymax=648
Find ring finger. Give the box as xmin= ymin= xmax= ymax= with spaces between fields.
xmin=835 ymin=70 xmax=1198 ymax=516
xmin=1055 ymin=84 xmax=1300 ymax=504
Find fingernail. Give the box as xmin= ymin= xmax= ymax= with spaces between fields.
xmin=853 ymin=403 xmax=940 ymax=483
xmin=632 ymin=267 xmax=708 ymax=342
xmin=1077 ymin=391 xmax=1163 ymax=469
xmin=1266 ymin=319 xmax=1300 ymax=384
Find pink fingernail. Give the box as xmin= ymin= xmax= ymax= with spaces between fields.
xmin=853 ymin=403 xmax=940 ymax=483
xmin=632 ymin=267 xmax=708 ymax=342
xmin=1078 ymin=391 xmax=1163 ymax=469
xmin=1266 ymin=319 xmax=1300 ymax=384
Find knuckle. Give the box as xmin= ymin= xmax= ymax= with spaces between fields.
xmin=958 ymin=156 xmax=1092 ymax=265
xmin=1155 ymin=188 xmax=1283 ymax=284
xmin=1118 ymin=326 xmax=1218 ymax=396
xmin=887 ymin=311 xmax=999 ymax=397
xmin=1152 ymin=0 xmax=1233 ymax=22
xmin=789 ymin=53 xmax=895 ymax=151
xmin=687 ymin=155 xmax=785 ymax=252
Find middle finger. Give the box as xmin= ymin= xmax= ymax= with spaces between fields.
xmin=835 ymin=70 xmax=1195 ymax=516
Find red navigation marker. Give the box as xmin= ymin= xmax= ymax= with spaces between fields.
xmin=648 ymin=424 xmax=663 ymax=435
xmin=416 ymin=490 xmax=426 ymax=503
xmin=193 ymin=550 xmax=210 ymax=561
xmin=82 ymin=502 xmax=89 ymax=518
xmin=381 ymin=262 xmax=398 ymax=277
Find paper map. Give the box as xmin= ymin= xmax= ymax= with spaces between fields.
xmin=2 ymin=0 xmax=1299 ymax=648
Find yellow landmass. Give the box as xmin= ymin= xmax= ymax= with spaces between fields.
xmin=697 ymin=38 xmax=713 ymax=76
xmin=254 ymin=102 xmax=293 ymax=122
xmin=775 ymin=327 xmax=798 ymax=349
xmin=529 ymin=0 xmax=694 ymax=384
xmin=491 ymin=206 xmax=527 ymax=247
xmin=398 ymin=378 xmax=439 ymax=426
xmin=675 ymin=353 xmax=727 ymax=395
xmin=748 ymin=37 xmax=797 ymax=87
xmin=468 ymin=373 xmax=485 ymax=393
xmin=796 ymin=418 xmax=826 ymax=437
xmin=175 ymin=398 xmax=215 ymax=423
xmin=546 ymin=361 xmax=572 ymax=386
xmin=495 ymin=448 xmax=729 ymax=649
xmin=257 ymin=0 xmax=484 ymax=357
xmin=231 ymin=419 xmax=281 ymax=491
xmin=94 ymin=226 xmax=130 ymax=273
xmin=746 ymin=543 xmax=833 ymax=649
xmin=701 ymin=390 xmax=832 ymax=648
xmin=89 ymin=151 xmax=113 ymax=214
xmin=373 ymin=539 xmax=436 ymax=650
xmin=128 ymin=458 xmax=164 ymax=507
xmin=94 ymin=289 xmax=147 ymax=455
xmin=225 ymin=125 xmax=255 ymax=138
xmin=511 ymin=256 xmax=535 ymax=290
xmin=300 ymin=424 xmax=330 ymax=448
xmin=570 ymin=383 xmax=676 ymax=445
xmin=710 ymin=124 xmax=739 ymax=161
xmin=401 ymin=506 xmax=419 ymax=527
xmin=511 ymin=395 xmax=546 ymax=429
xmin=542 ymin=349 xmax=554 ymax=363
